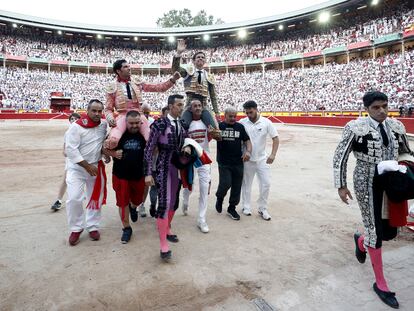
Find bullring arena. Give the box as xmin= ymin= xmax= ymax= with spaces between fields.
xmin=1 ymin=0 xmax=414 ymax=310
xmin=0 ymin=120 xmax=413 ymax=311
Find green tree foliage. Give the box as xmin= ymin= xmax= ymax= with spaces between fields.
xmin=157 ymin=9 xmax=224 ymax=28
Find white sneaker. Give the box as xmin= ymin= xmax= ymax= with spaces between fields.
xmin=259 ymin=209 xmax=271 ymax=221
xmin=182 ymin=204 xmax=188 ymax=216
xmin=242 ymin=208 xmax=252 ymax=216
xmin=198 ymin=221 xmax=209 ymax=233
xmin=409 ymin=204 xmax=414 ymax=218
xmin=139 ymin=204 xmax=147 ymax=217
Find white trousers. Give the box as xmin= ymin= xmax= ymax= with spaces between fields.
xmin=66 ymin=166 xmax=102 ymax=232
xmin=241 ymin=159 xmax=271 ymax=212
xmin=182 ymin=164 xmax=211 ymax=223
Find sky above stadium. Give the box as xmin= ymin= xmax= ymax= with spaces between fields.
xmin=2 ymin=0 xmax=329 ymax=28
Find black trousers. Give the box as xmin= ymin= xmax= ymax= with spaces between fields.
xmin=372 ymin=173 xmax=398 ymax=249
xmin=216 ymin=164 xmax=244 ymax=207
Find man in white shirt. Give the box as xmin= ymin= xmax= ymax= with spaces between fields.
xmin=65 ymin=99 xmax=108 ymax=246
xmin=181 ymin=97 xmax=213 ymax=233
xmin=240 ymin=100 xmax=279 ymax=221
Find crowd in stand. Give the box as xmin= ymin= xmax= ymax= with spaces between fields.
xmin=0 ymin=1 xmax=413 ymax=64
xmin=1 ymin=49 xmax=413 ymax=112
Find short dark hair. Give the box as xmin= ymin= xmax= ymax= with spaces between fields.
xmin=362 ymin=91 xmax=388 ymax=107
xmin=126 ymin=110 xmax=140 ymax=118
xmin=192 ymin=51 xmax=206 ymax=60
xmin=87 ymin=99 xmax=104 ymax=110
xmin=243 ymin=100 xmax=258 ymax=110
xmin=167 ymin=94 xmax=184 ymax=106
xmin=69 ymin=112 xmax=81 ymax=120
xmin=190 ymin=94 xmax=204 ymax=103
xmin=161 ymin=106 xmax=169 ymax=114
xmin=113 ymin=59 xmax=127 ymax=75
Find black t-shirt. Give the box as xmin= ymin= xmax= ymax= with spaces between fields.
xmin=217 ymin=121 xmax=250 ymax=165
xmin=112 ymin=131 xmax=146 ymax=180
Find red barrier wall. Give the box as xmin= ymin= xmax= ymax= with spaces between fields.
xmin=0 ymin=113 xmax=68 ymax=120
xmin=1 ymin=113 xmax=413 ymax=135
xmin=268 ymin=116 xmax=414 ymax=135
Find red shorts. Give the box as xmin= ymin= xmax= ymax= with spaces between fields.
xmin=112 ymin=175 xmax=145 ymax=208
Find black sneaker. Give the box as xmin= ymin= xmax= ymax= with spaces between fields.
xmin=129 ymin=204 xmax=138 ymax=223
xmin=215 ymin=198 xmax=223 ymax=213
xmin=121 ymin=226 xmax=133 ymax=244
xmin=149 ymin=204 xmax=156 ymax=217
xmin=227 ymin=208 xmax=240 ymax=221
xmin=51 ymin=200 xmax=62 ymax=211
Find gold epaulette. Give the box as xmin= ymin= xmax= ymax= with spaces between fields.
xmin=105 ymin=82 xmax=117 ymax=94
xmin=131 ymin=76 xmax=143 ymax=85
xmin=206 ymin=73 xmax=216 ymax=85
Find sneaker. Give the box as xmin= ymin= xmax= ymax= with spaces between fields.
xmin=89 ymin=230 xmax=100 ymax=241
xmin=160 ymin=250 xmax=172 ymax=261
xmin=149 ymin=204 xmax=156 ymax=217
xmin=69 ymin=230 xmax=83 ymax=246
xmin=198 ymin=221 xmax=209 ymax=233
xmin=259 ymin=209 xmax=271 ymax=221
xmin=51 ymin=200 xmax=62 ymax=211
xmin=409 ymin=204 xmax=414 ymax=218
xmin=227 ymin=209 xmax=240 ymax=221
xmin=242 ymin=208 xmax=252 ymax=216
xmin=139 ymin=204 xmax=147 ymax=217
xmin=182 ymin=204 xmax=188 ymax=216
xmin=215 ymin=199 xmax=223 ymax=213
xmin=129 ymin=204 xmax=138 ymax=222
xmin=121 ymin=226 xmax=133 ymax=244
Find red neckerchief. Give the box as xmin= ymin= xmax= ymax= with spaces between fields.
xmin=117 ymin=76 xmax=131 ymax=83
xmin=76 ymin=114 xmax=101 ymax=128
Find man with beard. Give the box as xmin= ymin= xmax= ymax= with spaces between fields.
xmin=103 ymin=110 xmax=146 ymax=244
xmin=65 ymin=100 xmax=108 ymax=246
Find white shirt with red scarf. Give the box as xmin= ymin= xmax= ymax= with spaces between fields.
xmin=187 ymin=119 xmax=210 ymax=153
xmin=65 ymin=120 xmax=108 ymax=169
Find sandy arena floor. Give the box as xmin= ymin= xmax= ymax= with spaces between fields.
xmin=0 ymin=120 xmax=413 ymax=311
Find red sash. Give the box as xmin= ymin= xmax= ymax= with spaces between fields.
xmin=86 ymin=160 xmax=107 ymax=210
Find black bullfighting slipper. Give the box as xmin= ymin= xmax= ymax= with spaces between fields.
xmin=354 ymin=233 xmax=366 ymax=264
xmin=160 ymin=250 xmax=172 ymax=261
xmin=373 ymin=283 xmax=399 ymax=309
xmin=166 ymin=234 xmax=179 ymax=243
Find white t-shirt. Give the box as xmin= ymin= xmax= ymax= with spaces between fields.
xmin=240 ymin=115 xmax=278 ymax=162
xmin=188 ymin=119 xmax=209 ymax=153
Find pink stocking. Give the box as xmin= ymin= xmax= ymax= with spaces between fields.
xmin=358 ymin=235 xmax=365 ymax=252
xmin=367 ymin=247 xmax=390 ymax=292
xmin=167 ymin=210 xmax=175 ymax=235
xmin=156 ymin=217 xmax=169 ymax=252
